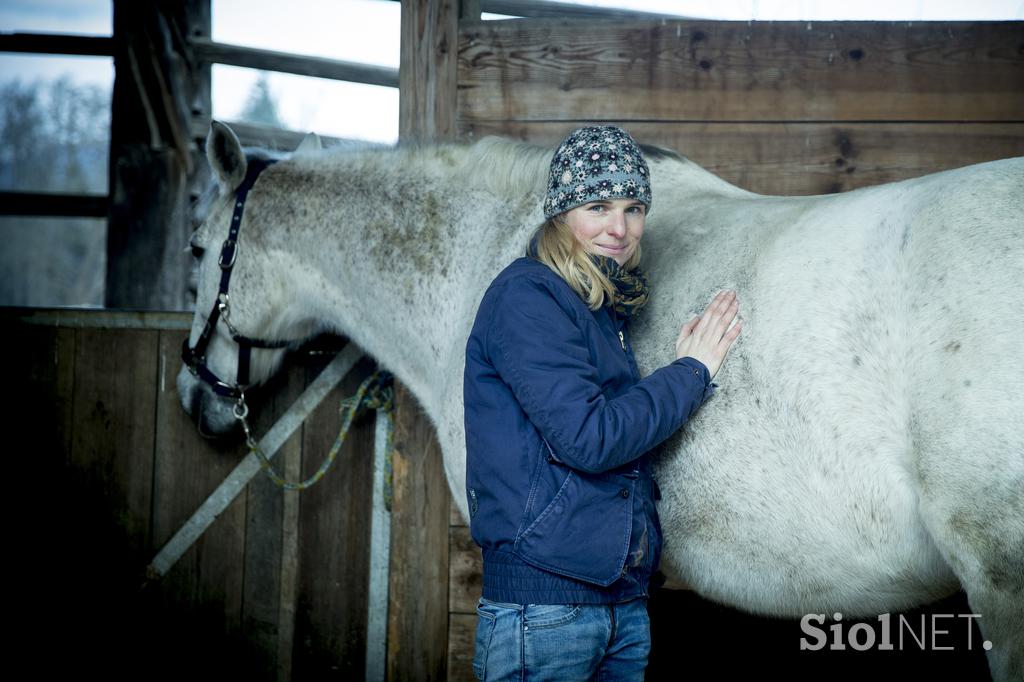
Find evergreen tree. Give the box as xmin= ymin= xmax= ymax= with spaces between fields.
xmin=239 ymin=72 xmax=284 ymax=128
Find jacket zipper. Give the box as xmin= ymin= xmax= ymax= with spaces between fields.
xmin=618 ymin=330 xmax=626 ymax=350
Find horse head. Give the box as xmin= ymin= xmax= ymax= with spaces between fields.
xmin=177 ymin=121 xmax=323 ymax=438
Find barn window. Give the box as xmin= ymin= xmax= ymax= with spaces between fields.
xmin=210 ymin=0 xmax=400 ymax=144
xmin=211 ymin=65 xmax=399 ymax=143
xmin=0 ymin=2 xmax=112 ymax=308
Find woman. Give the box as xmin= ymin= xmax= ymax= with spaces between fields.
xmin=463 ymin=125 xmax=741 ymax=680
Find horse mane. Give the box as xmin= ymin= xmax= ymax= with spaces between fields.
xmin=458 ymin=138 xmax=689 ymax=199
xmin=458 ymin=136 xmax=553 ymax=201
xmin=232 ymin=133 xmax=719 ymax=212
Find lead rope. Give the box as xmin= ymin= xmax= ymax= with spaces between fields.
xmin=235 ymin=369 xmax=394 ymax=502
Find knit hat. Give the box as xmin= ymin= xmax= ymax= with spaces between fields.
xmin=543 ymin=125 xmax=651 ymax=220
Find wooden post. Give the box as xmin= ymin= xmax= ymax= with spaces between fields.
xmin=391 ymin=3 xmax=461 ymax=679
xmin=399 ymin=0 xmax=459 ymax=142
xmin=387 ymin=384 xmax=451 ymax=681
xmin=106 ymin=0 xmax=211 ymax=310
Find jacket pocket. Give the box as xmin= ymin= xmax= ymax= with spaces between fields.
xmin=513 ymin=469 xmax=636 ymax=586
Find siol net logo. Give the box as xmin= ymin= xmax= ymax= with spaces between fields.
xmin=799 ymin=612 xmax=991 ymax=652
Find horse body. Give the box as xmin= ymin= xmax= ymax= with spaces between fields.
xmin=179 ymin=123 xmax=1023 ymax=679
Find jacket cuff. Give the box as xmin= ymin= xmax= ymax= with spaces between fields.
xmin=672 ymin=356 xmax=717 ymax=402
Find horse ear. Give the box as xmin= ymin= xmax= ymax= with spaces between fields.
xmin=294 ymin=132 xmax=323 ymax=156
xmin=206 ymin=120 xmax=247 ymax=192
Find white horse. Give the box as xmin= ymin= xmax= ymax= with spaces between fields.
xmin=178 ymin=121 xmax=1023 ymax=680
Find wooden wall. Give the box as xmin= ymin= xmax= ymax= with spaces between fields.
xmin=456 ymin=20 xmax=1024 ymax=195
xmin=7 ymin=310 xmax=378 ymax=680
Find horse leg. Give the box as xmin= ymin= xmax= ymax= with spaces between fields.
xmin=915 ymin=447 xmax=1024 ymax=682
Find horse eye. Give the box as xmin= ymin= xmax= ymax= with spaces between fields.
xmin=191 ymin=244 xmax=205 ymax=259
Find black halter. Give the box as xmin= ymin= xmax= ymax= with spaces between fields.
xmin=181 ymin=158 xmax=290 ymax=403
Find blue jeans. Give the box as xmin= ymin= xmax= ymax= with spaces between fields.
xmin=472 ymin=596 xmax=650 ymax=681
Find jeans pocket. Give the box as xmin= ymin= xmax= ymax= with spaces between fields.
xmin=472 ymin=607 xmax=497 ymax=680
xmin=523 ymin=603 xmax=582 ymax=629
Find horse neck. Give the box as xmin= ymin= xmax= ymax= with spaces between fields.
xmin=263 ymin=163 xmax=537 ymax=408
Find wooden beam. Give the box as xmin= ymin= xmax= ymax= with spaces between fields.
xmin=0 ymin=32 xmax=114 ymax=56
xmin=481 ymin=0 xmax=685 ymax=20
xmin=0 ymin=191 xmax=108 ymax=217
xmin=390 ymin=5 xmax=460 ymax=680
xmin=106 ymin=0 xmax=210 ymax=310
xmin=386 ymin=384 xmax=451 ymax=682
xmin=293 ymin=357 xmax=376 ymax=679
xmin=188 ymin=118 xmax=360 ymax=151
xmin=389 ymin=0 xmax=687 ymax=21
xmin=458 ymin=20 xmax=1024 ymax=123
xmin=460 ymin=0 xmax=481 ymax=21
xmin=189 ymin=38 xmax=398 ymax=88
xmin=4 ymin=308 xmax=191 ymax=330
xmin=458 ymin=120 xmax=1024 ymax=196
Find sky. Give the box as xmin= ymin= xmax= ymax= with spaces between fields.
xmin=1 ymin=0 xmax=1022 ymax=144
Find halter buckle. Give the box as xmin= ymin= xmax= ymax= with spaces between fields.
xmin=219 ymin=238 xmax=237 ymax=269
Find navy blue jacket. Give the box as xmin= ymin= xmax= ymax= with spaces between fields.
xmin=464 ymin=256 xmax=715 ymax=604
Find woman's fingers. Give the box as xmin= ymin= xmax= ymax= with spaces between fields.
xmin=714 ymin=298 xmax=740 ymax=339
xmin=721 ymin=317 xmax=742 ymax=348
xmin=675 ymin=291 xmax=742 ymax=372
xmin=694 ymin=291 xmax=736 ymax=338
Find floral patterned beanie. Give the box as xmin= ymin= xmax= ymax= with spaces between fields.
xmin=543 ymin=125 xmax=652 ymax=220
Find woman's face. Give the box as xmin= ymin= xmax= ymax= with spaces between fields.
xmin=564 ymin=199 xmax=646 ymax=266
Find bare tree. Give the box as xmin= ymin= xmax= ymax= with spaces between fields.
xmin=0 ymin=76 xmax=111 ymax=307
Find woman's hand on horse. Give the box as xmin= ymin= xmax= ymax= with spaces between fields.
xmin=674 ymin=290 xmax=741 ymax=379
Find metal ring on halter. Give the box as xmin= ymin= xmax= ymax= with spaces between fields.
xmin=233 ymin=397 xmax=249 ymax=420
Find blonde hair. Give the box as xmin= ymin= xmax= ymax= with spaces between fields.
xmin=529 ymin=214 xmax=642 ymax=311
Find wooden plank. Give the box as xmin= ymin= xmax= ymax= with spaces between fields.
xmin=240 ymin=354 xmax=307 ymax=678
xmin=366 ymin=409 xmax=394 ymax=682
xmin=6 ymin=323 xmax=76 ymax=468
xmin=0 ymin=32 xmax=114 ymax=56
xmin=5 ymin=307 xmax=192 ymax=330
xmin=71 ymin=327 xmax=157 ymax=549
xmin=458 ymin=120 xmax=1024 ymax=195
xmin=458 ymin=20 xmax=1024 ymax=123
xmin=449 ymin=524 xmax=482 ymax=615
xmin=187 ymin=118 xmax=368 ymax=152
xmin=152 ymin=329 xmax=248 ymax=631
xmin=0 ymin=191 xmax=109 ymax=217
xmin=387 ymin=383 xmax=451 ymax=682
xmin=400 ymin=0 xmax=460 ymax=141
xmin=190 ymin=38 xmax=399 ymax=88
xmin=394 ymin=3 xmax=460 ymax=681
xmin=447 ymin=613 xmax=477 ymax=682
xmin=277 ymin=401 xmax=302 ymax=682
xmin=293 ymin=355 xmax=377 ymax=679
xmin=460 ymin=0 xmax=481 ymax=22
xmin=480 ymin=0 xmax=684 ymax=20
